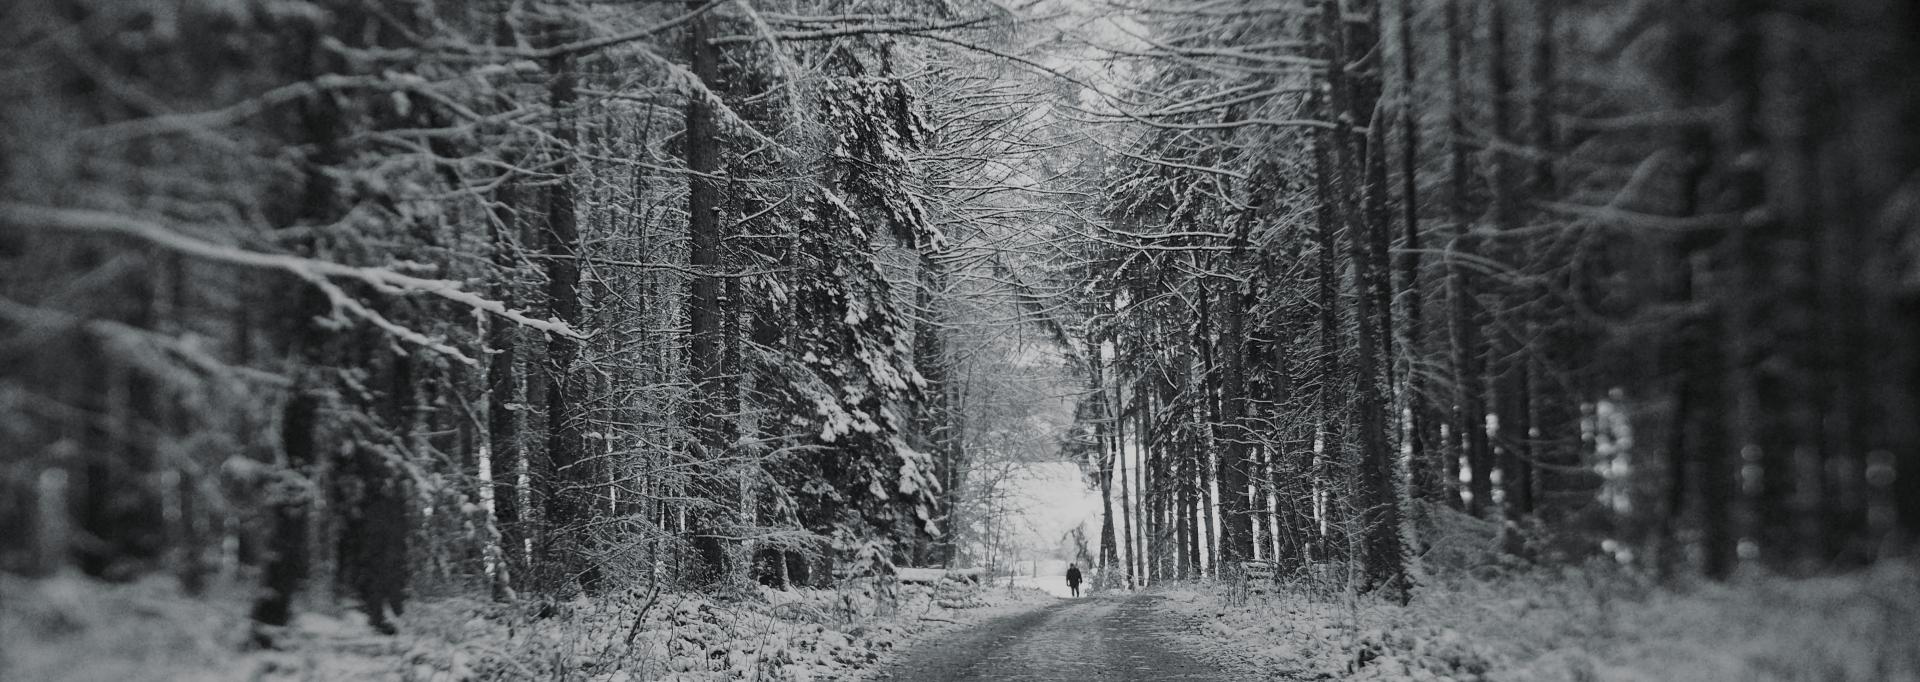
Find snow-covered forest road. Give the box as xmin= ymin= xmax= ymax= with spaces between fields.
xmin=874 ymin=593 xmax=1243 ymax=681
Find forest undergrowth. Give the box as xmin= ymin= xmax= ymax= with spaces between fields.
xmin=1160 ymin=506 xmax=1920 ymax=682
xmin=1 ymin=573 xmax=1041 ymax=682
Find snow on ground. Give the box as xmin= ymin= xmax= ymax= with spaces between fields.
xmin=1159 ymin=565 xmax=1920 ymax=681
xmin=1154 ymin=509 xmax=1920 ymax=681
xmin=1 ymin=572 xmax=1054 ymax=681
xmin=870 ymin=593 xmax=1232 ymax=681
xmin=14 ymin=501 xmax=1916 ymax=682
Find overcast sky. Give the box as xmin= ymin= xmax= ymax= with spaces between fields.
xmin=1003 ymin=461 xmax=1102 ymax=557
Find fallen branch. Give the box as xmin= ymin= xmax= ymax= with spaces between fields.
xmin=623 ymin=585 xmax=664 ymax=646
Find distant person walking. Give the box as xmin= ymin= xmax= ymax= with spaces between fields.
xmin=1066 ymin=563 xmax=1083 ymax=597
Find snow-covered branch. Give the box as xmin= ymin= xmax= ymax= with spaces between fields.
xmin=2 ymin=203 xmax=582 ymax=363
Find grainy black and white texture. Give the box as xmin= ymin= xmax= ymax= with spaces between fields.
xmin=3 ymin=0 xmax=1919 ymax=679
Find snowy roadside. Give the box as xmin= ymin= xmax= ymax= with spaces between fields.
xmin=1 ymin=572 xmax=1053 ymax=681
xmin=1153 ymin=563 xmax=1920 ymax=681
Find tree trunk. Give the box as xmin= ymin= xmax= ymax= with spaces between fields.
xmin=1218 ymin=232 xmax=1256 ymax=568
xmin=1117 ymin=379 xmax=1137 ymax=585
xmin=1322 ymin=0 xmax=1409 ymax=598
xmin=1311 ymin=91 xmax=1345 ymax=565
xmin=1486 ymin=0 xmax=1536 ymax=548
xmin=1093 ymin=353 xmax=1120 ymax=576
xmin=252 ymin=26 xmax=343 ymax=633
xmin=486 ymin=176 xmax=524 ymax=598
xmin=539 ymin=40 xmax=600 ymax=594
xmin=253 ymin=382 xmax=318 ymax=637
xmin=684 ymin=3 xmax=732 ymax=584
xmin=1396 ymin=0 xmax=1440 ymax=506
xmin=1446 ymin=0 xmax=1493 ymax=518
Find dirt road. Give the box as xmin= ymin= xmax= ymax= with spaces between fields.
xmin=870 ymin=593 xmax=1244 ymax=681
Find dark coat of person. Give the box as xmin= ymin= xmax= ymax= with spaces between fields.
xmin=1066 ymin=565 xmax=1082 ymax=587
